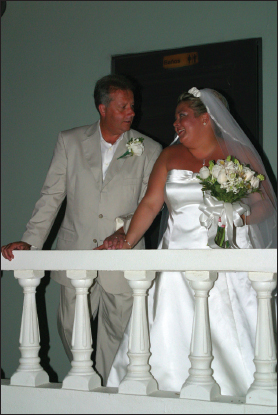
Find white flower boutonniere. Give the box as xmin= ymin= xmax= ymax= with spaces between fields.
xmin=117 ymin=137 xmax=145 ymax=159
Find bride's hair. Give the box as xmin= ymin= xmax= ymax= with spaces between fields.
xmin=177 ymin=90 xmax=229 ymax=139
xmin=177 ymin=90 xmax=229 ymax=117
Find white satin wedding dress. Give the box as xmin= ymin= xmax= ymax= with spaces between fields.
xmin=107 ymin=170 xmax=257 ymax=397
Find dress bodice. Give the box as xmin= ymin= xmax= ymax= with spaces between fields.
xmin=165 ymin=170 xmax=203 ymax=210
xmin=162 ymin=170 xmax=209 ymax=250
xmin=162 ymin=169 xmax=252 ymax=250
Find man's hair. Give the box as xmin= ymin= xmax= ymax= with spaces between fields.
xmin=94 ymin=74 xmax=135 ymax=113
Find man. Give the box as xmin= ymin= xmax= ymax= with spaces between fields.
xmin=1 ymin=74 xmax=162 ymax=385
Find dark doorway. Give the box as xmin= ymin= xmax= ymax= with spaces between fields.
xmin=112 ymin=38 xmax=262 ymax=151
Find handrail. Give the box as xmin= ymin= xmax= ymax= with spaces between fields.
xmin=1 ymin=249 xmax=277 ymax=272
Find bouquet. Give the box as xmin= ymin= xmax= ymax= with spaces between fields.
xmin=197 ymin=156 xmax=264 ymax=248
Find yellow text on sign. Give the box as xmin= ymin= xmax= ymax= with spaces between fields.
xmin=163 ymin=52 xmax=199 ymax=68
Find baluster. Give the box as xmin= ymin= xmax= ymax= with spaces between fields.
xmin=119 ymin=271 xmax=158 ymax=395
xmin=180 ymin=271 xmax=221 ymax=400
xmin=246 ymin=272 xmax=277 ymax=406
xmin=62 ymin=270 xmax=101 ymax=391
xmin=10 ymin=270 xmax=49 ymax=387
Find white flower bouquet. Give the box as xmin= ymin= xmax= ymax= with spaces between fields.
xmin=197 ymin=156 xmax=264 ymax=248
xmin=117 ymin=137 xmax=144 ymax=159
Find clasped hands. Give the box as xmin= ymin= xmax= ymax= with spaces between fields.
xmin=95 ymin=228 xmax=131 ymax=250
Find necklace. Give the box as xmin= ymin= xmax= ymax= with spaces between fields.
xmin=201 ymin=143 xmax=219 ymax=166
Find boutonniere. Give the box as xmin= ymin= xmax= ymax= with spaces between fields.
xmin=117 ymin=137 xmax=144 ymax=159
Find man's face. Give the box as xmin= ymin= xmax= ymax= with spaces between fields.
xmin=99 ymin=89 xmax=135 ymax=137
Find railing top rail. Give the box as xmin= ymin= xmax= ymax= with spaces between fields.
xmin=1 ymin=249 xmax=277 ymax=273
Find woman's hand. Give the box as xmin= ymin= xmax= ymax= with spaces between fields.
xmin=122 ymin=240 xmax=132 ymax=250
xmin=96 ymin=238 xmax=131 ymax=250
xmin=94 ymin=228 xmax=126 ymax=250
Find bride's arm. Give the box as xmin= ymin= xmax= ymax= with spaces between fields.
xmin=244 ymin=192 xmax=274 ymax=225
xmin=123 ymin=154 xmax=168 ymax=249
xmin=97 ymin=150 xmax=169 ymax=250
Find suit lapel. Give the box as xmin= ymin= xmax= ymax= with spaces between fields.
xmin=81 ymin=122 xmax=102 ymax=187
xmin=102 ymin=132 xmax=129 ymax=189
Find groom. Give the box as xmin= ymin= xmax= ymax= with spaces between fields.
xmin=1 ymin=74 xmax=162 ymax=385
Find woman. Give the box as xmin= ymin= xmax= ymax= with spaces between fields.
xmin=106 ymin=88 xmax=277 ymax=396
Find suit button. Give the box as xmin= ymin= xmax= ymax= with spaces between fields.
xmin=93 ymin=239 xmax=97 ymax=243
xmin=99 ymin=214 xmax=103 ymax=218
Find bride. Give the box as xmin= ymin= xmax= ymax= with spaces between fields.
xmin=105 ymin=87 xmax=277 ymax=396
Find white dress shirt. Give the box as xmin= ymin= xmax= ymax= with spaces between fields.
xmin=99 ymin=122 xmax=124 ymax=181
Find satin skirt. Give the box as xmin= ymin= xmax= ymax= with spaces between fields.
xmin=107 ymin=270 xmax=257 ymax=396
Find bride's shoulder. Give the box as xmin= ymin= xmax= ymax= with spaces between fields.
xmin=162 ymin=144 xmax=191 ymax=160
xmin=162 ymin=143 xmax=190 ymax=156
xmin=159 ymin=144 xmax=192 ymax=171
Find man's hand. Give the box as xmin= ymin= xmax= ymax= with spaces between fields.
xmin=95 ymin=228 xmax=126 ymax=250
xmin=1 ymin=241 xmax=31 ymax=261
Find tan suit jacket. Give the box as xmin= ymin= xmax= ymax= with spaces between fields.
xmin=22 ymin=121 xmax=162 ymax=294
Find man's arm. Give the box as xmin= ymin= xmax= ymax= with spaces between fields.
xmin=1 ymin=132 xmax=68 ymax=259
xmin=20 ymin=132 xmax=67 ymax=249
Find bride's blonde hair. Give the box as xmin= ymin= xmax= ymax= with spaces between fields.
xmin=177 ymin=90 xmax=229 ymax=117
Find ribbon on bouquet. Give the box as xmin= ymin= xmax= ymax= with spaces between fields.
xmin=199 ymin=191 xmax=250 ymax=249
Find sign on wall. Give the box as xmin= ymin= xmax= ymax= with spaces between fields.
xmin=163 ymin=52 xmax=199 ymax=68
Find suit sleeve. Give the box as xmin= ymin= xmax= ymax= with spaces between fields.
xmin=115 ymin=143 xmax=162 ymax=233
xmin=21 ymin=132 xmax=67 ymax=249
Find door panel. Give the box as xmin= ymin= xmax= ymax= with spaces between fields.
xmin=112 ymin=38 xmax=262 ymax=151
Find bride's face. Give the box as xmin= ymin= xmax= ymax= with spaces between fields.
xmin=173 ymin=102 xmax=206 ymax=148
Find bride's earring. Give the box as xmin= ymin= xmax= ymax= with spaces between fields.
xmin=203 ymin=122 xmax=207 ymax=125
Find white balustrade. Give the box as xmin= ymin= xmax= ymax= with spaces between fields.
xmin=1 ymin=250 xmax=277 ymax=409
xmin=180 ymin=271 xmax=221 ymax=400
xmin=10 ymin=270 xmax=49 ymax=387
xmin=118 ymin=271 xmax=158 ymax=395
xmin=62 ymin=270 xmax=101 ymax=391
xmin=246 ymin=272 xmax=277 ymax=406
